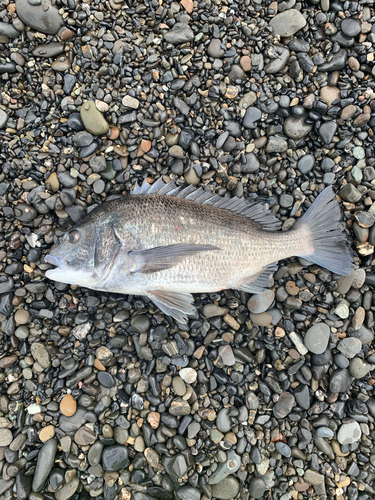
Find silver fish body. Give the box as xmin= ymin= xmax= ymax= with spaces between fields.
xmin=45 ymin=179 xmax=354 ymax=323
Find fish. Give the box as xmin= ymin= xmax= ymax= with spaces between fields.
xmin=45 ymin=178 xmax=354 ymax=324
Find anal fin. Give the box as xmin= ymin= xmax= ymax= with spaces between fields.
xmin=146 ymin=289 xmax=196 ymax=324
xmin=234 ymin=263 xmax=278 ymax=294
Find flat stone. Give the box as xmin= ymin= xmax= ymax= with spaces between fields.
xmin=340 ymin=184 xmax=362 ymax=203
xmin=341 ymin=18 xmax=361 ymax=37
xmin=337 ymin=337 xmax=362 ymax=359
xmin=243 ymin=106 xmax=262 ymax=129
xmin=0 ymin=22 xmax=20 ymax=38
xmin=304 ymin=469 xmax=324 ymax=485
xmin=216 ymin=407 xmax=232 ymax=433
xmin=0 ymin=109 xmax=8 ymax=129
xmin=179 ymin=367 xmax=197 ymax=384
xmin=54 ymin=478 xmax=79 ymax=500
xmin=15 ymin=0 xmax=63 ymax=34
xmin=319 ymin=121 xmax=337 ymax=144
xmin=318 ymin=49 xmax=348 ymax=72
xmin=266 ymin=136 xmax=288 ymax=153
xmin=329 ymin=368 xmax=352 ymax=393
xmin=284 ymin=115 xmax=313 ymax=140
xmin=273 ymin=392 xmax=295 ymax=418
xmin=270 ymin=9 xmax=306 ymax=37
xmin=60 ymin=394 xmax=77 ymax=417
xmin=304 ymin=323 xmax=330 ymax=354
xmin=80 ymin=101 xmax=109 ymax=136
xmin=265 ymin=46 xmax=290 ymax=73
xmin=337 ymin=420 xmax=361 ymax=445
xmin=211 ymin=476 xmax=240 ymax=500
xmin=320 ymin=86 xmax=340 ymax=106
xmin=101 ymin=445 xmax=129 ymax=472
xmin=349 ymin=357 xmax=371 ymax=379
xmin=32 ymin=42 xmax=64 ymax=58
xmin=0 ymin=428 xmax=12 ymax=446
xmin=74 ymin=426 xmax=96 ymax=446
xmin=30 ymin=342 xmax=50 ymax=368
xmin=169 ymin=398 xmax=191 ymax=416
xmin=177 ymin=486 xmax=201 ymax=500
xmin=207 ymin=38 xmax=224 ymax=58
xmin=122 ymin=95 xmax=139 ymax=108
xmin=39 ymin=425 xmax=55 ymax=442
xmin=32 ymin=439 xmax=57 ymax=492
xmin=247 ymin=290 xmax=275 ymax=314
xmin=164 ymin=23 xmax=194 ymax=44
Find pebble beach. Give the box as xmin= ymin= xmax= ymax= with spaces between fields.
xmin=1 ymin=0 xmax=375 ymax=499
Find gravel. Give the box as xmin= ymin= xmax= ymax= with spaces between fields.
xmin=0 ymin=1 xmax=375 ymax=499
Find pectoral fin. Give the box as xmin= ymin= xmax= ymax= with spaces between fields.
xmin=235 ymin=263 xmax=278 ymax=293
xmin=146 ymin=289 xmax=196 ymax=324
xmin=129 ymin=243 xmax=220 ymax=274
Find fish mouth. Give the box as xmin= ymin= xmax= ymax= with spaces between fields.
xmin=45 ymin=255 xmax=67 ymax=279
xmin=45 ymin=255 xmax=67 ymax=269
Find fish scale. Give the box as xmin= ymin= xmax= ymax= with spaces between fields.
xmin=45 ymin=179 xmax=354 ymax=323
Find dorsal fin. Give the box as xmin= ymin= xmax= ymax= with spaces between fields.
xmin=131 ymin=177 xmax=281 ymax=231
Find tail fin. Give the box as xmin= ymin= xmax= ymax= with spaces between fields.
xmin=295 ymin=186 xmax=354 ymax=276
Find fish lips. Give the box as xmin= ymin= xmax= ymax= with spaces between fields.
xmin=45 ymin=254 xmax=67 ymax=280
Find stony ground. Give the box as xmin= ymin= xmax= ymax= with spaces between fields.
xmin=0 ymin=0 xmax=375 ymax=499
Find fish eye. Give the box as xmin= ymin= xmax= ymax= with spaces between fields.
xmin=67 ymin=230 xmax=80 ymax=244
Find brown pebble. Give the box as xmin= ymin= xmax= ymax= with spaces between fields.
xmin=109 ymin=126 xmax=120 ymax=140
xmin=14 ymin=309 xmax=29 ymax=325
xmin=240 ymin=55 xmax=252 ymax=72
xmin=60 ymin=394 xmax=77 ymax=417
xmin=180 ymin=0 xmax=194 ymax=14
xmin=285 ymin=281 xmax=299 ymax=296
xmin=353 ymin=113 xmax=371 ymax=127
xmin=0 ymin=355 xmax=18 ymax=369
xmin=348 ymin=56 xmax=360 ymax=71
xmin=39 ymin=425 xmax=55 ymax=442
xmin=59 ymin=28 xmax=74 ymax=41
xmin=94 ymin=358 xmax=106 ymax=371
xmin=147 ymin=412 xmax=160 ymax=429
xmin=341 ymin=105 xmax=356 ymax=120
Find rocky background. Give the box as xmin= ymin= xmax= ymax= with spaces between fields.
xmin=1 ymin=0 xmax=375 ymax=499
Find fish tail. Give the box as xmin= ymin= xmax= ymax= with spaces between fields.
xmin=294 ymin=186 xmax=354 ymax=276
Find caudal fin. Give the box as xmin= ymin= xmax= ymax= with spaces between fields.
xmin=295 ymin=186 xmax=354 ymax=276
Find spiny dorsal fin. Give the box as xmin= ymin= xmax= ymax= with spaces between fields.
xmin=131 ymin=177 xmax=281 ymax=232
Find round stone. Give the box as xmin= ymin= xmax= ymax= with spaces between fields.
xmin=349 ymin=357 xmax=371 ymax=379
xmin=337 ymin=337 xmax=362 ymax=359
xmin=102 ymin=445 xmax=129 ymax=472
xmin=14 ymin=309 xmax=29 ymax=325
xmin=80 ymin=101 xmax=109 ymax=136
xmin=179 ymin=367 xmax=197 ymax=384
xmin=247 ymin=290 xmax=275 ymax=314
xmin=304 ymin=323 xmax=330 ymax=354
xmin=0 ymin=428 xmax=13 ymax=446
xmin=337 ymin=420 xmax=361 ymax=445
xmin=39 ymin=425 xmax=56 ymax=442
xmin=60 ymin=394 xmax=77 ymax=417
xmin=211 ymin=476 xmax=240 ymax=500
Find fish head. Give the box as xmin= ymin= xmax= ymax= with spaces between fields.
xmin=45 ymin=222 xmax=97 ymax=286
xmin=45 ymin=205 xmax=129 ymax=288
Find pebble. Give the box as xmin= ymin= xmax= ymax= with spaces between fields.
xmin=337 ymin=421 xmax=362 ymax=445
xmin=304 ymin=323 xmax=330 ymax=354
xmin=15 ymin=0 xmax=63 ymax=34
xmin=80 ymin=101 xmax=109 ymax=136
xmin=101 ymin=445 xmax=129 ymax=471
xmin=349 ymin=357 xmax=371 ymax=379
xmin=247 ymin=290 xmax=275 ymax=314
xmin=0 ymin=428 xmax=12 ymax=446
xmin=0 ymin=109 xmax=8 ymax=128
xmin=337 ymin=337 xmax=362 ymax=359
xmin=273 ymin=392 xmax=295 ymax=419
xmin=32 ymin=439 xmax=57 ymax=492
xmin=211 ymin=476 xmax=240 ymax=500
xmin=270 ymin=10 xmax=307 ymax=37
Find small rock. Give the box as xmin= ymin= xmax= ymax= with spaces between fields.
xmin=304 ymin=323 xmax=330 ymax=354
xmin=337 ymin=420 xmax=361 ymax=445
xmin=270 ymin=9 xmax=306 ymax=37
